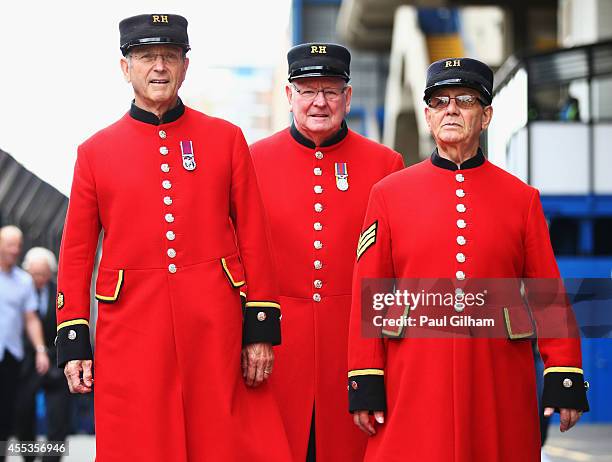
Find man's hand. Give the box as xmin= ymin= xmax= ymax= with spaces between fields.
xmin=544 ymin=407 xmax=582 ymax=432
xmin=64 ymin=359 xmax=93 ymax=394
xmin=35 ymin=350 xmax=50 ymax=375
xmin=241 ymin=342 xmax=274 ymax=387
xmin=353 ymin=410 xmax=385 ymax=436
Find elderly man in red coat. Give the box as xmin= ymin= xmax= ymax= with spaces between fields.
xmin=250 ymin=43 xmax=404 ymax=462
xmin=348 ymin=58 xmax=589 ymax=461
xmin=55 ymin=14 xmax=291 ymax=462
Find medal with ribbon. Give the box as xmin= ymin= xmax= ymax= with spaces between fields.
xmin=335 ymin=162 xmax=349 ymax=191
xmin=180 ymin=140 xmax=196 ymax=171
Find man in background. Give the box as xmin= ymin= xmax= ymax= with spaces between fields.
xmin=14 ymin=247 xmax=70 ymax=461
xmin=0 ymin=226 xmax=49 ymax=460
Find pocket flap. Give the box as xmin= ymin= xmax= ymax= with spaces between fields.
xmin=95 ymin=268 xmax=125 ymax=303
xmin=221 ymin=254 xmax=246 ymax=288
xmin=503 ymin=306 xmax=535 ymax=340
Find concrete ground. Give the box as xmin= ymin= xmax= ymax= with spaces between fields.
xmin=5 ymin=425 xmax=611 ymax=461
xmin=544 ymin=424 xmax=612 ymax=462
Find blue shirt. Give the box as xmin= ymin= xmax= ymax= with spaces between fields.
xmin=0 ymin=266 xmax=37 ymax=361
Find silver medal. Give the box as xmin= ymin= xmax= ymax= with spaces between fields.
xmin=180 ymin=140 xmax=196 ymax=171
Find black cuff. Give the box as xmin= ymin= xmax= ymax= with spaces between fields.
xmin=243 ymin=306 xmax=281 ymax=346
xmin=56 ymin=324 xmax=93 ymax=368
xmin=542 ymin=372 xmax=589 ymax=412
xmin=348 ymin=374 xmax=387 ymax=413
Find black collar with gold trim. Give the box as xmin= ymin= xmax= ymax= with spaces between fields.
xmin=430 ymin=147 xmax=486 ymax=171
xmin=290 ymin=120 xmax=349 ymax=148
xmin=129 ymin=98 xmax=185 ymax=125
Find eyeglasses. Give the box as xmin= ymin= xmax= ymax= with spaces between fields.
xmin=291 ymin=83 xmax=347 ymax=101
xmin=427 ymin=95 xmax=486 ymax=109
xmin=130 ymin=51 xmax=183 ymax=65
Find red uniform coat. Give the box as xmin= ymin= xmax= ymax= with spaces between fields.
xmin=250 ymin=124 xmax=404 ymax=462
xmin=348 ymin=150 xmax=589 ymax=462
xmin=55 ymin=102 xmax=291 ymax=462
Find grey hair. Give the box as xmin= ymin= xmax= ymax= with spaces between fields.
xmin=0 ymin=225 xmax=23 ymax=242
xmin=22 ymin=247 xmax=58 ymax=273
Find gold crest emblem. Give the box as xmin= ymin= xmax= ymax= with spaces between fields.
xmin=57 ymin=292 xmax=64 ymax=309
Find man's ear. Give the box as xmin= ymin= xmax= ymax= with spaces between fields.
xmin=285 ymin=84 xmax=294 ymax=112
xmin=344 ymin=85 xmax=353 ymax=115
xmin=481 ymin=105 xmax=493 ymax=130
xmin=424 ymin=106 xmax=432 ymax=132
xmin=120 ymin=57 xmax=130 ymax=83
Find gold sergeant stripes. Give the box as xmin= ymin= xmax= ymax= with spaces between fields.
xmin=357 ymin=221 xmax=377 ymax=260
